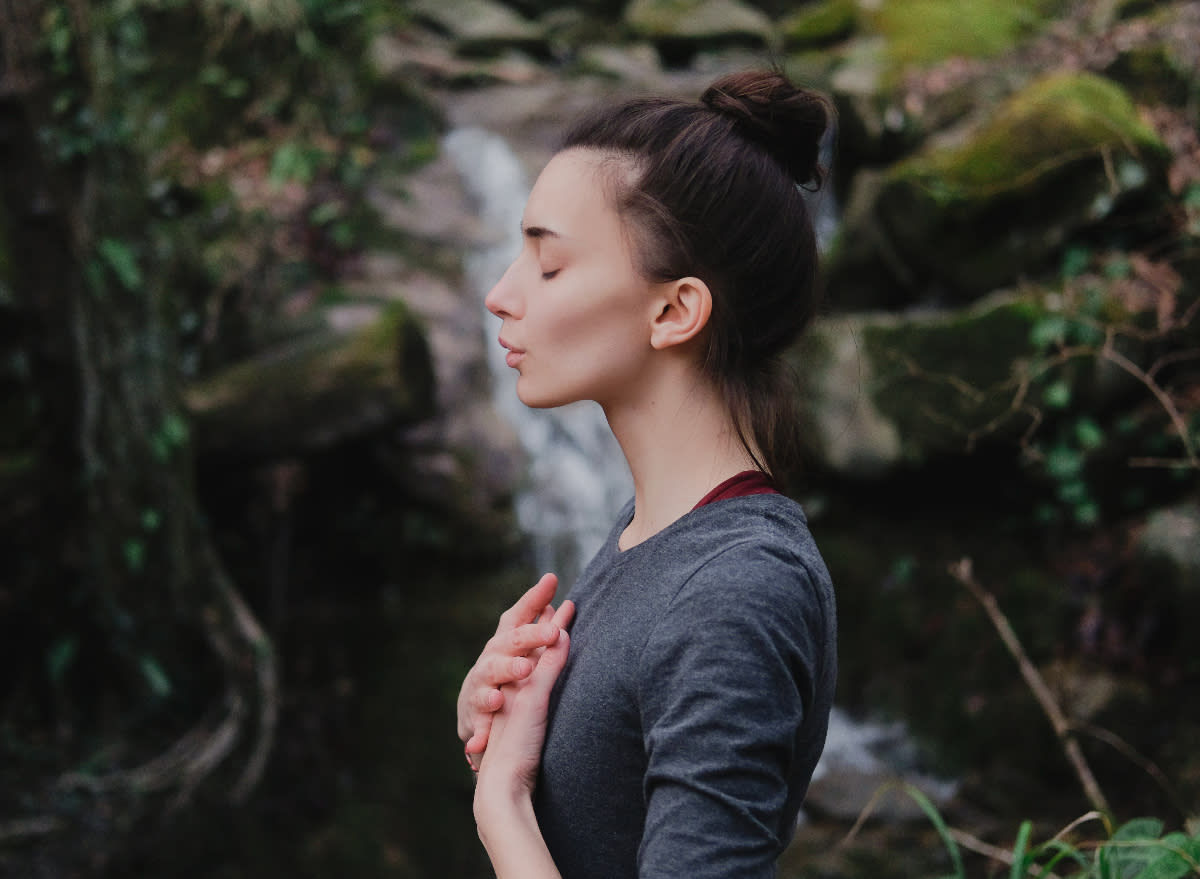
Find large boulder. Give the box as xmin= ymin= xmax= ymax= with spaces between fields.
xmin=827 ymin=72 xmax=1170 ymax=308
xmin=185 ymin=303 xmax=434 ymax=457
xmin=793 ymin=290 xmax=1050 ymax=476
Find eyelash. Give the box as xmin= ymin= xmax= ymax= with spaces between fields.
xmin=541 ymin=270 xmax=560 ymax=280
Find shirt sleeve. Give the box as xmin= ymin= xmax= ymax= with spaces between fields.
xmin=634 ymin=540 xmax=826 ymax=879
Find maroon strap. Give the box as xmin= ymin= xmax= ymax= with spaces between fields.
xmin=692 ymin=470 xmax=779 ymax=510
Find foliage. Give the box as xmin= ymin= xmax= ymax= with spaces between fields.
xmin=899 ymin=786 xmax=1200 ymax=879
xmin=1022 ymin=244 xmax=1199 ymax=529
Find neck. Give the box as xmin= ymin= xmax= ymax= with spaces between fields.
xmin=602 ymin=362 xmax=757 ymax=551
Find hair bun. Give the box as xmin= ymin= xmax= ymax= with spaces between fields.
xmin=701 ymin=70 xmax=830 ymax=187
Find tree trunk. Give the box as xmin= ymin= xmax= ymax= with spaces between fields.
xmin=0 ymin=0 xmax=277 ymax=866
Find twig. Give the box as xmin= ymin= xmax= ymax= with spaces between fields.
xmin=949 ymin=558 xmax=1112 ymax=820
xmin=0 ymin=817 xmax=62 ymax=844
xmin=1100 ymin=339 xmax=1200 ymax=468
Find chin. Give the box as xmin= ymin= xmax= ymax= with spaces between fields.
xmin=515 ymin=379 xmax=577 ymax=410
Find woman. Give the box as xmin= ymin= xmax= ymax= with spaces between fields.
xmin=456 ymin=69 xmax=838 ymax=879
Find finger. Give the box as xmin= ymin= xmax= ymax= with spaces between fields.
xmin=497 ymin=573 xmax=559 ymax=632
xmin=493 ymin=620 xmax=562 ymax=656
xmin=472 ymin=685 xmax=505 ymax=714
xmin=465 ymin=717 xmax=492 ymax=754
xmin=551 ymin=599 xmax=575 ymax=630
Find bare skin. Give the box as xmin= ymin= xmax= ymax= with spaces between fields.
xmin=458 ymin=573 xmax=575 ymax=764
xmin=473 ymin=624 xmax=571 ymax=879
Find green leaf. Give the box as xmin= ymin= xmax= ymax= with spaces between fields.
xmin=1031 ymin=315 xmax=1069 ymax=348
xmin=1043 ymin=380 xmax=1072 ymax=409
xmin=309 ymin=200 xmax=342 ymax=225
xmin=47 ymin=637 xmax=78 ymax=684
xmin=1062 ymin=244 xmax=1092 ymax=278
xmin=1073 ymin=501 xmax=1101 ymax=527
xmin=161 ymin=412 xmax=189 ymax=447
xmin=97 ymin=238 xmax=143 ymax=292
xmin=1113 ymin=819 xmax=1166 ymax=841
xmin=1010 ymin=821 xmax=1033 ymax=879
xmin=1133 ymin=832 xmax=1200 ymax=879
xmin=141 ymin=508 xmax=161 ymax=532
xmin=139 ymin=655 xmax=172 ymax=699
xmin=903 ymin=784 xmax=965 ymax=879
xmin=1074 ymin=417 xmax=1105 ymax=451
xmin=1046 ymin=447 xmax=1084 ymax=480
xmin=123 ymin=538 xmax=146 ymax=573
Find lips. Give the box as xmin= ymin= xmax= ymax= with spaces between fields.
xmin=499 ymin=337 xmax=525 ymax=369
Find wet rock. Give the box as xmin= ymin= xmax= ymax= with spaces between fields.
xmin=369 ymin=32 xmax=546 ymax=88
xmin=575 ymin=43 xmax=664 ymax=84
xmin=408 ymin=0 xmax=547 ymax=58
xmin=804 ymin=708 xmax=958 ymax=822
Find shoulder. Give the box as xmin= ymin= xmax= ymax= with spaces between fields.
xmin=672 ymin=494 xmax=832 ymax=609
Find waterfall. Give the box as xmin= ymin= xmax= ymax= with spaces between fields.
xmin=444 ymin=127 xmax=633 ymax=584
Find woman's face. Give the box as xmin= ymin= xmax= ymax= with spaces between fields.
xmin=485 ymin=149 xmax=659 ymax=410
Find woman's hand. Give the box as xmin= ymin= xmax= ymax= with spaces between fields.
xmin=473 ymin=613 xmax=572 ymax=879
xmin=475 ymin=612 xmax=572 ymax=801
xmin=458 ymin=573 xmax=571 ymax=764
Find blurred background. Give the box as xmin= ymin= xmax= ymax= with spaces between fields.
xmin=1 ymin=0 xmax=1198 ymax=876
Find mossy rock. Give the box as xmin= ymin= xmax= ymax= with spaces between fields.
xmin=779 ymin=0 xmax=856 ymax=49
xmin=793 ymin=290 xmax=1054 ymax=474
xmin=185 ymin=302 xmax=435 ymax=457
xmin=863 ymin=0 xmax=1066 ymax=81
xmin=832 ymin=72 xmax=1170 ymax=304
xmin=623 ymin=0 xmax=776 ymax=47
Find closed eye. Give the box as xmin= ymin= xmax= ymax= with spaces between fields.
xmin=541 ymin=269 xmax=560 ymax=280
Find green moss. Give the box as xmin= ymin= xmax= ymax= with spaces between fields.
xmin=867 ymin=0 xmax=1065 ymax=76
xmin=893 ymin=72 xmax=1166 ymax=203
xmin=779 ymin=0 xmax=856 ymax=49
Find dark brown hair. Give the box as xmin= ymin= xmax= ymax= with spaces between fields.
xmin=560 ymin=69 xmax=832 ymax=493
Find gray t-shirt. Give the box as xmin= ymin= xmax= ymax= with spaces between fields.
xmin=534 ymin=493 xmax=837 ymax=879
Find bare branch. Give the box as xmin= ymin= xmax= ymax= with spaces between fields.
xmin=948 ymin=558 xmax=1112 ymax=819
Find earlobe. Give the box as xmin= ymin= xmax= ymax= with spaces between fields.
xmin=649 ymin=277 xmax=712 ymax=350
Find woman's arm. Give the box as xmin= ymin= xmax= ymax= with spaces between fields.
xmin=473 ymin=604 xmax=574 ymax=879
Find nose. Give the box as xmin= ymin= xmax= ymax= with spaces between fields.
xmin=485 ymin=258 xmax=522 ymax=319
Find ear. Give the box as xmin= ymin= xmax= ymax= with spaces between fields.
xmin=649 ymin=277 xmax=712 ymax=351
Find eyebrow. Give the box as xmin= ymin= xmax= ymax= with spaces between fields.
xmin=520 ymin=223 xmax=561 ymax=240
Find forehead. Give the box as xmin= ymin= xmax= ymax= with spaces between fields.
xmin=523 ymin=149 xmax=626 ymax=233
